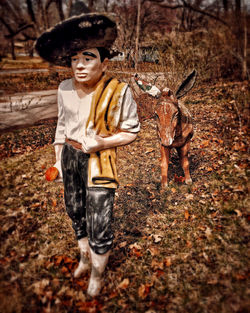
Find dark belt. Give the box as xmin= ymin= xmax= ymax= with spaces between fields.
xmin=66 ymin=138 xmax=82 ymax=150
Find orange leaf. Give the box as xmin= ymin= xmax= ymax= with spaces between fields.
xmin=235 ymin=273 xmax=247 ymax=281
xmin=52 ymin=199 xmax=57 ymax=207
xmin=185 ymin=210 xmax=190 ymax=220
xmin=174 ymin=174 xmax=185 ymax=183
xmin=61 ymin=266 xmax=69 ymax=274
xmin=54 ymin=255 xmax=64 ymax=266
xmin=164 ymin=257 xmax=172 ymax=267
xmin=76 ymin=300 xmax=102 ymax=311
xmin=232 ymin=142 xmax=246 ymax=151
xmin=138 ymin=283 xmax=151 ymax=299
xmin=131 ymin=248 xmax=143 ymax=258
xmin=75 ymin=280 xmax=87 ymax=288
xmin=200 ymin=140 xmax=210 ymax=148
xmin=118 ymin=278 xmax=130 ymax=289
xmin=63 ymin=256 xmax=74 ymax=264
xmin=156 ymin=269 xmax=165 ymax=277
xmin=151 ymin=259 xmax=164 ymax=270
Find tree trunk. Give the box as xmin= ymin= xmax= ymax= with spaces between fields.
xmin=135 ymin=0 xmax=141 ymax=70
xmin=26 ymin=0 xmax=36 ymax=23
xmin=222 ymin=0 xmax=228 ymax=12
xmin=235 ymin=0 xmax=241 ymax=14
xmin=56 ymin=0 xmax=65 ymax=21
xmin=242 ymin=2 xmax=248 ymax=79
xmin=88 ymin=0 xmax=95 ymax=11
xmin=11 ymin=40 xmax=16 ymax=60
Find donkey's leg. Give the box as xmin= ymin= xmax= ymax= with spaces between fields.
xmin=177 ymin=142 xmax=192 ymax=184
xmin=161 ymin=145 xmax=170 ymax=188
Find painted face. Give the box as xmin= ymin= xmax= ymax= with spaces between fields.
xmin=155 ymin=95 xmax=179 ymax=147
xmin=71 ymin=48 xmax=107 ymax=87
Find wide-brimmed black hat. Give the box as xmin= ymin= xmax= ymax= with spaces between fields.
xmin=35 ymin=13 xmax=117 ymax=67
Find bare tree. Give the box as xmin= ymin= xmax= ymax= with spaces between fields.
xmin=147 ymin=0 xmax=248 ymax=79
xmin=0 ymin=0 xmax=90 ymax=58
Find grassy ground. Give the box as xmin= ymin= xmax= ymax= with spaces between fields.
xmin=0 ymin=75 xmax=249 ymax=312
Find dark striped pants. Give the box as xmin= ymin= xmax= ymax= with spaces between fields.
xmin=61 ymin=142 xmax=115 ymax=255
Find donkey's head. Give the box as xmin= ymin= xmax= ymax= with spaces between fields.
xmin=134 ymin=70 xmax=197 ymax=147
xmin=155 ymin=88 xmax=180 ymax=146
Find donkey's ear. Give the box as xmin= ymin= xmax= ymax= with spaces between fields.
xmin=175 ymin=70 xmax=197 ymax=99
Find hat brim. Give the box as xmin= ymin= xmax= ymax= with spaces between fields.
xmin=35 ymin=13 xmax=117 ymax=67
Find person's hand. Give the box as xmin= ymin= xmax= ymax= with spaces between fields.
xmin=54 ymin=160 xmax=63 ymax=182
xmin=81 ymin=135 xmax=105 ymax=153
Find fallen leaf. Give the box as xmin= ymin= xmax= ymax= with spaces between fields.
xmin=200 ymin=140 xmax=210 ymax=148
xmin=51 ymin=199 xmax=57 ymax=207
xmin=234 ymin=209 xmax=242 ymax=217
xmin=119 ymin=241 xmax=127 ymax=248
xmin=129 ymin=242 xmax=142 ymax=250
xmin=118 ymin=278 xmax=130 ymax=289
xmin=185 ymin=210 xmax=190 ymax=220
xmin=130 ymin=248 xmax=143 ymax=258
xmin=234 ymin=273 xmax=248 ymax=281
xmin=164 ymin=257 xmax=172 ymax=267
xmin=205 ymin=227 xmax=212 ymax=239
xmin=151 ymin=259 xmax=164 ymax=270
xmin=171 ymin=220 xmax=177 ymax=227
xmin=145 ymin=148 xmax=155 ymax=154
xmin=174 ymin=174 xmax=185 ymax=183
xmin=148 ymin=246 xmax=160 ymax=256
xmin=185 ymin=194 xmax=194 ymax=200
xmin=207 ymin=277 xmax=218 ymax=285
xmin=156 ymin=269 xmax=165 ymax=277
xmin=203 ymin=252 xmax=210 ymax=262
xmin=138 ymin=283 xmax=151 ymax=299
xmin=152 ymin=234 xmax=162 ymax=243
xmin=53 ymin=255 xmax=64 ymax=266
xmin=61 ymin=266 xmax=69 ymax=274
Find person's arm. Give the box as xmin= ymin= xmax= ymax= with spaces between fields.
xmin=81 ymin=131 xmax=137 ymax=154
xmin=82 ymin=85 xmax=139 ymax=154
xmin=53 ymin=87 xmax=65 ymax=181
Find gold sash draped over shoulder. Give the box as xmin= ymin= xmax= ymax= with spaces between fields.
xmin=86 ymin=76 xmax=127 ymax=188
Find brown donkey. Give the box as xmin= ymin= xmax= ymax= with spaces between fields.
xmin=135 ymin=70 xmax=197 ymax=187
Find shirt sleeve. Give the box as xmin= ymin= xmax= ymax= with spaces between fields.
xmin=53 ymin=86 xmax=66 ymax=145
xmin=119 ymin=86 xmax=140 ymax=133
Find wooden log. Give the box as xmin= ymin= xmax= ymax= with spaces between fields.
xmin=0 ymin=90 xmax=58 ymax=131
xmin=0 ymin=90 xmax=57 ymax=113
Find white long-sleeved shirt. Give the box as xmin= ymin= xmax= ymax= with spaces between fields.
xmin=54 ymin=78 xmax=140 ymax=145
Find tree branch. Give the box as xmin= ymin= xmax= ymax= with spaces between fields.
xmin=0 ymin=16 xmax=14 ymax=35
xmin=26 ymin=0 xmax=36 ymax=23
xmin=4 ymin=23 xmax=34 ymax=39
xmin=148 ymin=0 xmax=229 ymax=26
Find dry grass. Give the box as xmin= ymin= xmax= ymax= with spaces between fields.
xmin=0 ymin=78 xmax=249 ymax=313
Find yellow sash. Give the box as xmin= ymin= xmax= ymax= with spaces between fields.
xmin=86 ymin=76 xmax=127 ymax=188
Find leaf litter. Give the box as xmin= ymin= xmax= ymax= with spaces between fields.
xmin=0 ymin=80 xmax=249 ymax=313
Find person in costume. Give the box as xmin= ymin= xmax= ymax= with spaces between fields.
xmin=35 ymin=13 xmax=140 ymax=297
